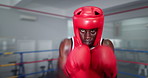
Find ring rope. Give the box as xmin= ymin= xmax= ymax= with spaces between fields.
xmin=7 ymin=70 xmax=147 ymax=78
xmin=117 ymin=60 xmax=148 ymax=65
xmin=0 ymin=58 xmax=58 ymax=67
xmin=16 ymin=58 xmax=58 ymax=65
xmin=0 ymin=63 xmax=16 ymax=67
xmin=118 ymin=71 xmax=146 ymax=78
xmin=1 ymin=59 xmax=147 ymax=68
xmin=7 ymin=76 xmax=18 ymax=78
xmin=115 ymin=49 xmax=148 ymax=53
xmin=1 ymin=48 xmax=147 ymax=55
xmin=0 ymin=49 xmax=59 ymax=55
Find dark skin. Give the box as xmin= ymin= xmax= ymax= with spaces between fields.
xmin=57 ymin=28 xmax=115 ymax=78
xmin=79 ymin=28 xmax=98 ymax=48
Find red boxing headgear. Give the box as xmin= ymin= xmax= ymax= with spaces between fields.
xmin=73 ymin=6 xmax=104 ymax=46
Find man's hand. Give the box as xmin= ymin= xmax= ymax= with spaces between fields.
xmin=91 ymin=46 xmax=117 ymax=78
xmin=64 ymin=45 xmax=91 ymax=77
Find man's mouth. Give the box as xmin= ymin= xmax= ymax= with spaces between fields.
xmin=83 ymin=41 xmax=92 ymax=45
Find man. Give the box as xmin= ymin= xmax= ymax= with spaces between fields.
xmin=57 ymin=6 xmax=117 ymax=78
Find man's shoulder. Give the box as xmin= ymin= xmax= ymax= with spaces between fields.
xmin=101 ymin=39 xmax=114 ymax=51
xmin=60 ymin=38 xmax=72 ymax=46
xmin=59 ymin=38 xmax=72 ymax=54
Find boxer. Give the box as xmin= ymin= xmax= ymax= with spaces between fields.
xmin=57 ymin=6 xmax=117 ymax=78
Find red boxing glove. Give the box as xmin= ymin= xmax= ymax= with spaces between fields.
xmin=64 ymin=45 xmax=91 ymax=77
xmin=91 ymin=46 xmax=117 ymax=78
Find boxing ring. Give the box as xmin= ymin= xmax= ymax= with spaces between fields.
xmin=0 ymin=49 xmax=58 ymax=78
xmin=0 ymin=3 xmax=148 ymax=78
xmin=0 ymin=48 xmax=148 ymax=78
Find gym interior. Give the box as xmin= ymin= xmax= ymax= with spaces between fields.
xmin=0 ymin=0 xmax=148 ymax=78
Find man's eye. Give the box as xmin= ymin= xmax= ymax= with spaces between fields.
xmin=91 ymin=29 xmax=97 ymax=34
xmin=80 ymin=29 xmax=85 ymax=33
xmin=91 ymin=29 xmax=96 ymax=33
xmin=91 ymin=30 xmax=95 ymax=32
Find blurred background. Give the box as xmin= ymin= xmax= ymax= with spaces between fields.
xmin=0 ymin=0 xmax=148 ymax=78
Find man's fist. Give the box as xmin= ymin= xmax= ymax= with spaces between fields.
xmin=64 ymin=45 xmax=91 ymax=77
xmin=91 ymin=46 xmax=117 ymax=78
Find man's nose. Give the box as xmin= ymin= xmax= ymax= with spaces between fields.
xmin=85 ymin=31 xmax=91 ymax=40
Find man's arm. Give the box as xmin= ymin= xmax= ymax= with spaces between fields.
xmin=101 ymin=39 xmax=117 ymax=78
xmin=57 ymin=38 xmax=72 ymax=78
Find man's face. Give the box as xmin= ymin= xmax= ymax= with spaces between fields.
xmin=79 ymin=28 xmax=98 ymax=47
